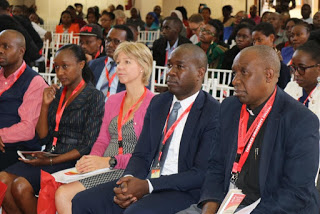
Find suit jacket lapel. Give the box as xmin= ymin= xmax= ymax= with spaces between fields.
xmin=151 ymin=93 xmax=173 ymax=159
xmin=259 ymin=88 xmax=283 ymax=192
xmin=178 ymin=91 xmax=205 ymax=172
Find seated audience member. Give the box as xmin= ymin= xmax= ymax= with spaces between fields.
xmin=280 ymin=11 xmax=290 ymax=29
xmin=72 ymin=43 xmax=220 ymax=214
xmin=152 ymin=16 xmax=191 ymax=66
xmin=75 ymin=3 xmax=85 ymax=20
xmin=301 ymin=4 xmax=313 ymax=24
xmin=313 ymin=11 xmax=320 ymax=30
xmin=276 ymin=18 xmax=303 ymax=51
xmin=100 ymin=11 xmax=115 ymax=38
xmin=153 ymin=5 xmax=164 ymax=24
xmin=234 ymin=11 xmax=248 ymax=26
xmin=0 ymin=44 xmax=105 ymax=214
xmin=0 ymin=30 xmax=47 ymax=170
xmin=55 ymin=42 xmax=154 ymax=214
xmin=170 ymin=10 xmax=187 ymax=37
xmin=127 ymin=7 xmax=145 ymax=30
xmin=188 ymin=14 xmax=204 ymax=44
xmin=221 ymin=24 xmax=253 ymax=70
xmin=225 ymin=11 xmax=249 ymax=43
xmin=261 ymin=11 xmax=271 ymax=23
xmin=197 ymin=20 xmax=228 ymax=68
xmin=56 ymin=10 xmax=80 ymax=34
xmin=285 ymin=40 xmax=320 ymax=118
xmin=86 ymin=10 xmax=100 ymax=26
xmin=182 ymin=45 xmax=319 ymax=214
xmin=79 ymin=24 xmax=105 ymax=62
xmin=267 ymin=12 xmax=288 ymax=46
xmin=108 ymin=4 xmax=115 ymax=13
xmin=89 ymin=25 xmax=134 ymax=100
xmin=281 ymin=22 xmax=310 ymax=65
xmin=220 ymin=5 xmax=235 ymax=27
xmin=249 ymin=5 xmax=261 ymax=25
xmin=66 ymin=5 xmax=87 ymax=29
xmin=144 ymin=12 xmax=159 ymax=31
xmin=114 ymin=10 xmax=126 ymax=25
xmin=252 ymin=22 xmax=291 ymax=88
xmin=201 ymin=7 xmax=213 ymax=24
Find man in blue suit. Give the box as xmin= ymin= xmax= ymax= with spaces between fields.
xmin=196 ymin=45 xmax=319 ymax=213
xmin=72 ymin=44 xmax=221 ymax=214
xmin=88 ymin=25 xmax=133 ymax=100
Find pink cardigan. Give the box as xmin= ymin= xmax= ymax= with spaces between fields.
xmin=90 ymin=90 xmax=154 ymax=169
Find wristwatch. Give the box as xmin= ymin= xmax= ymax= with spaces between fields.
xmin=109 ymin=156 xmax=117 ymax=169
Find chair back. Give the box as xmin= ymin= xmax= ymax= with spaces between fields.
xmin=150 ymin=61 xmax=168 ymax=94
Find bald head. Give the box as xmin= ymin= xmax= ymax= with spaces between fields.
xmin=232 ymin=45 xmax=280 ymax=108
xmin=0 ymin=29 xmax=26 ymax=49
xmin=0 ymin=29 xmax=26 ymax=73
xmin=241 ymin=45 xmax=280 ymax=78
xmin=174 ymin=43 xmax=208 ymax=70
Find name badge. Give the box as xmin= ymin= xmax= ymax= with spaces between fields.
xmin=150 ymin=166 xmax=161 ymax=178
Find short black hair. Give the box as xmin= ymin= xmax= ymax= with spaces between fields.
xmin=163 ymin=16 xmax=183 ymax=33
xmin=112 ymin=25 xmax=134 ymax=41
xmin=285 ymin=17 xmax=303 ymax=27
xmin=222 ymin=5 xmax=233 ymax=12
xmin=201 ymin=7 xmax=211 ymax=15
xmin=0 ymin=0 xmax=9 ymax=10
xmin=297 ymin=40 xmax=320 ymax=63
xmin=101 ymin=10 xmax=115 ymax=20
xmin=253 ymin=22 xmax=276 ymax=37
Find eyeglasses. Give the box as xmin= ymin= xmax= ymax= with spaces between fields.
xmin=105 ymin=37 xmax=122 ymax=45
xmin=200 ymin=27 xmax=215 ymax=37
xmin=288 ymin=64 xmax=320 ymax=75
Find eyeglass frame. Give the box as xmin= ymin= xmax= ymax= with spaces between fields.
xmin=288 ymin=64 xmax=320 ymax=76
xmin=199 ymin=27 xmax=216 ymax=37
xmin=105 ymin=37 xmax=123 ymax=46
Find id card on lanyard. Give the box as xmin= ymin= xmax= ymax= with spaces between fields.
xmin=231 ymin=87 xmax=277 ymax=184
xmin=150 ymin=102 xmax=194 ymax=178
xmin=117 ymin=88 xmax=147 ymax=155
xmin=51 ymin=79 xmax=86 ymax=152
xmin=0 ymin=61 xmax=26 ymax=97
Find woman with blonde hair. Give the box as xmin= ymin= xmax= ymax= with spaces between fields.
xmin=55 ymin=42 xmax=154 ymax=214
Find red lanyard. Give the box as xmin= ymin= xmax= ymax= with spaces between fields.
xmin=232 ymin=87 xmax=277 ymax=174
xmin=52 ymin=79 xmax=86 ymax=149
xmin=117 ymin=88 xmax=147 ymax=154
xmin=298 ymin=87 xmax=316 ymax=105
xmin=157 ymin=102 xmax=194 ymax=162
xmin=94 ymin=51 xmax=100 ymax=59
xmin=104 ymin=57 xmax=117 ymax=97
xmin=0 ymin=61 xmax=26 ymax=97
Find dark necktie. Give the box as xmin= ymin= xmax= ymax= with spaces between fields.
xmin=152 ymin=101 xmax=181 ymax=171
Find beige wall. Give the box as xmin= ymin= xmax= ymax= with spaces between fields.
xmin=34 ymin=0 xmax=319 ymax=25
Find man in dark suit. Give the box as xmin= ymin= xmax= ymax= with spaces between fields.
xmin=88 ymin=25 xmax=133 ymax=100
xmin=194 ymin=45 xmax=319 ymax=214
xmin=152 ymin=16 xmax=191 ymax=66
xmin=72 ymin=44 xmax=220 ymax=214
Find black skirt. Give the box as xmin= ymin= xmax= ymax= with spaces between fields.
xmin=5 ymin=160 xmax=77 ymax=194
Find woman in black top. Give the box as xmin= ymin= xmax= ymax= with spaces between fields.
xmin=0 ymin=44 xmax=104 ymax=214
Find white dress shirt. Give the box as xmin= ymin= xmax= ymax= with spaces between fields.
xmin=147 ymin=91 xmax=200 ymax=193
